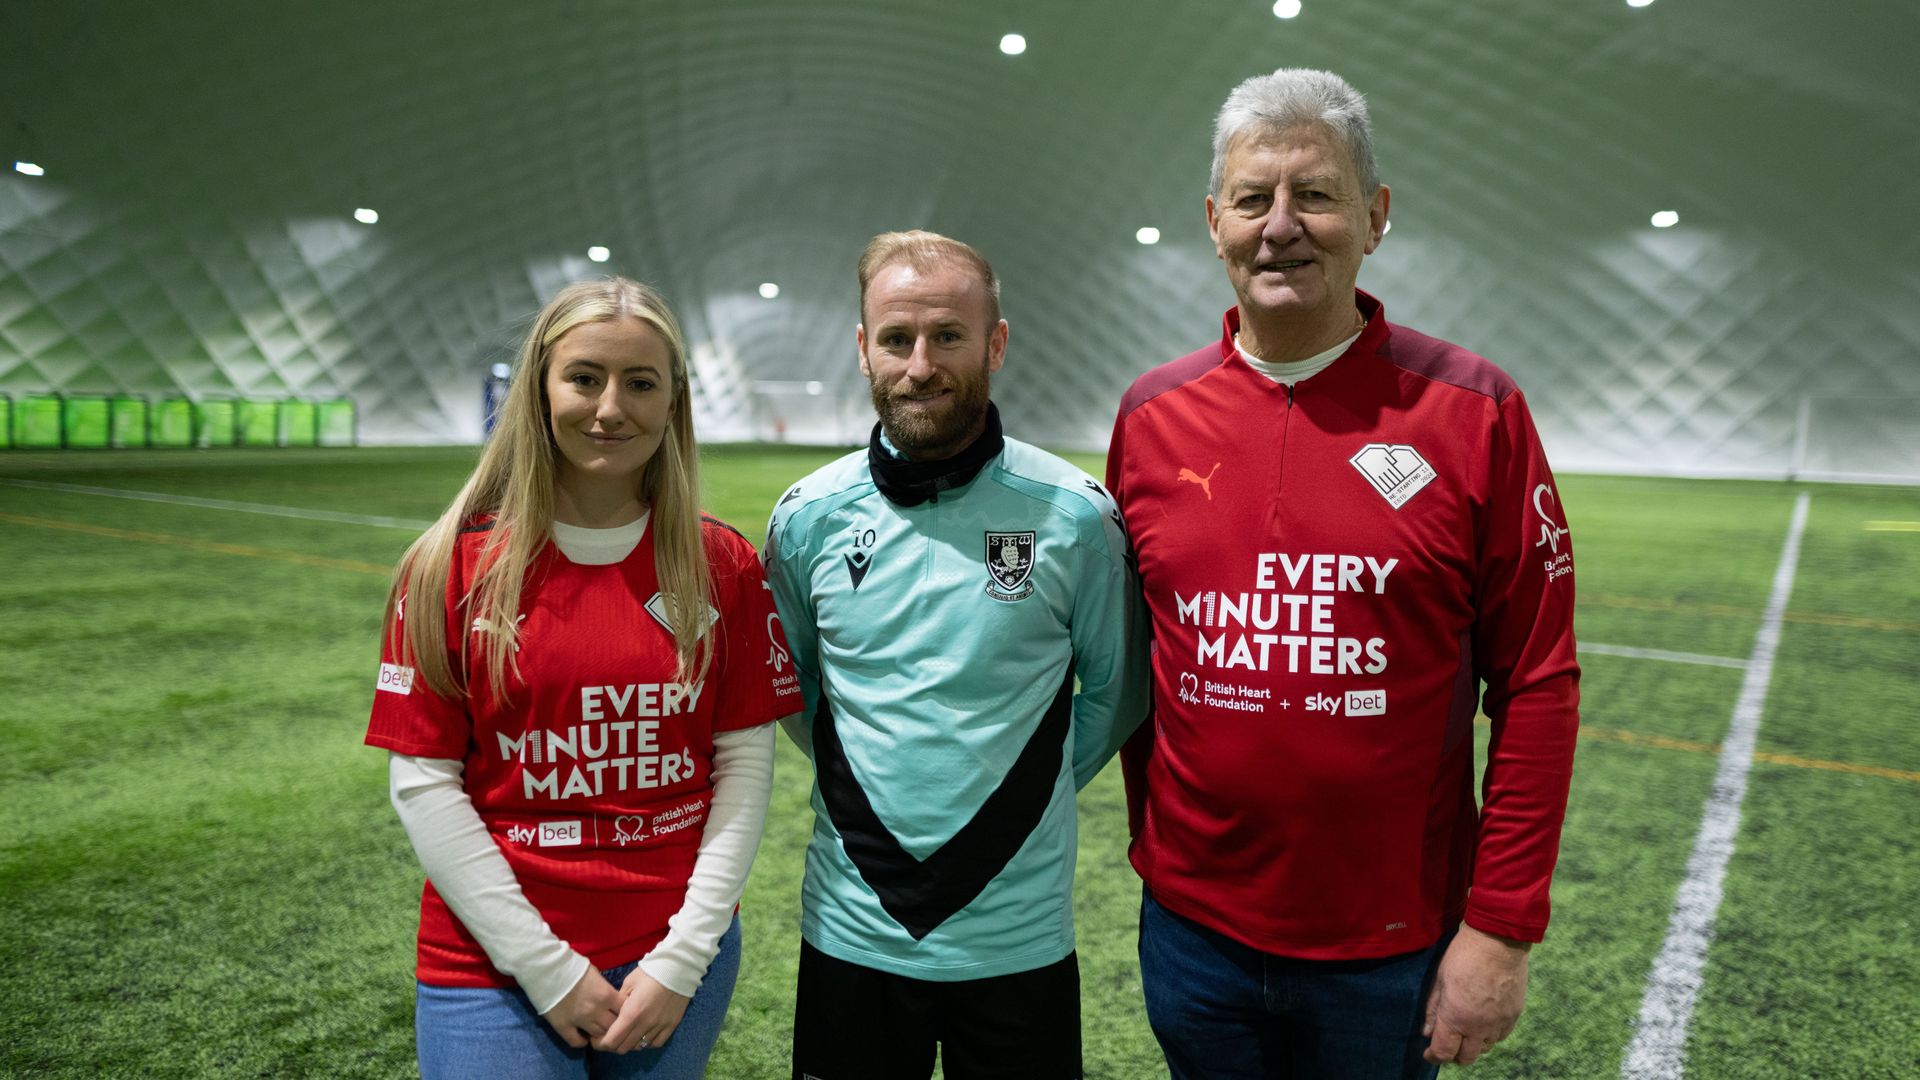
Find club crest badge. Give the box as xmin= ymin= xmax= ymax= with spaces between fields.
xmin=1349 ymin=443 xmax=1437 ymax=509
xmin=984 ymin=531 xmax=1036 ymax=602
xmin=644 ymin=593 xmax=720 ymax=637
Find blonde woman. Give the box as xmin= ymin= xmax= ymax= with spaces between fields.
xmin=366 ymin=279 xmax=800 ymax=1078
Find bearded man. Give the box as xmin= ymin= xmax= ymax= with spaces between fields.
xmin=764 ymin=229 xmax=1148 ymax=1080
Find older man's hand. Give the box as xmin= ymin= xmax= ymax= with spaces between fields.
xmin=1422 ymin=924 xmax=1530 ymax=1066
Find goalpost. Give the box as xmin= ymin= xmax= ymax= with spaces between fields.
xmin=747 ymin=380 xmax=861 ymax=445
xmin=1788 ymin=395 xmax=1920 ymax=485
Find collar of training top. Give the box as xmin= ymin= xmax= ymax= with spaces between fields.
xmin=867 ymin=403 xmax=1004 ymax=507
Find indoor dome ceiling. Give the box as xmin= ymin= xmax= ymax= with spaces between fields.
xmin=3 ymin=0 xmax=1916 ymax=478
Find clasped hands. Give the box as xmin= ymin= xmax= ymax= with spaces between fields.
xmin=541 ymin=965 xmax=691 ymax=1054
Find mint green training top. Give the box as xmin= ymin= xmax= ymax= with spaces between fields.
xmin=763 ymin=427 xmax=1149 ymax=981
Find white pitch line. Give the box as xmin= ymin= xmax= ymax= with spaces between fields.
xmin=0 ymin=478 xmax=432 ymax=531
xmin=1579 ymin=643 xmax=1747 ymax=670
xmin=1620 ymin=491 xmax=1811 ymax=1080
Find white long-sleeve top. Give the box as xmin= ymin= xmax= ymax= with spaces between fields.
xmin=388 ymin=724 xmax=773 ymax=1012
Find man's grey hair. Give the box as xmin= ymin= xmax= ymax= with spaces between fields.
xmin=1209 ymin=68 xmax=1380 ymax=198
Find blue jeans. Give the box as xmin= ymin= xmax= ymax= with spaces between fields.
xmin=415 ymin=917 xmax=741 ymax=1080
xmin=1139 ymin=891 xmax=1446 ymax=1080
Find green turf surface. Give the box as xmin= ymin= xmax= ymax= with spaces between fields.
xmin=3 ymin=448 xmax=1917 ymax=1078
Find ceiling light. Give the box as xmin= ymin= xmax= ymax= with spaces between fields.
xmin=14 ymin=161 xmax=45 ymax=177
xmin=353 ymin=208 xmax=379 ymax=224
xmin=999 ymin=33 xmax=1027 ymax=56
xmin=759 ymin=282 xmax=780 ymax=299
xmin=1273 ymin=0 xmax=1303 ymax=17
xmin=587 ymin=245 xmax=610 ymax=262
xmin=806 ymin=381 xmax=824 ymax=395
xmin=1650 ymin=210 xmax=1679 ymax=228
xmin=1627 ymin=0 xmax=1655 ymax=6
xmin=490 ymin=363 xmax=511 ymax=379
xmin=1135 ymin=227 xmax=1161 ymax=245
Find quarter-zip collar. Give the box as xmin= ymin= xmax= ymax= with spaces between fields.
xmin=1218 ymin=289 xmax=1392 ymax=377
xmin=868 ymin=403 xmax=1004 ymax=507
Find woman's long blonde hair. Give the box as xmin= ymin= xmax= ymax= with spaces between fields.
xmin=383 ymin=278 xmax=712 ymax=702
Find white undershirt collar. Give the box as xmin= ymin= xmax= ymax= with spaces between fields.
xmin=1235 ymin=328 xmax=1363 ymax=387
xmin=549 ymin=512 xmax=649 ymax=565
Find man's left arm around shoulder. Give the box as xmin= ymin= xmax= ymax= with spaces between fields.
xmin=760 ymin=506 xmax=822 ymax=757
xmin=1429 ymin=388 xmax=1582 ymax=1065
xmin=1065 ymin=484 xmax=1151 ymax=790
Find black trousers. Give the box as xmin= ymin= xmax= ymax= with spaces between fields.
xmin=791 ymin=940 xmax=1082 ymax=1080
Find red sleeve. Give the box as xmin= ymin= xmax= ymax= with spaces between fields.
xmin=1466 ymin=389 xmax=1581 ymax=942
xmin=364 ymin=554 xmax=471 ymax=759
xmin=706 ymin=527 xmax=801 ymax=733
xmin=1106 ymin=406 xmax=1155 ymax=841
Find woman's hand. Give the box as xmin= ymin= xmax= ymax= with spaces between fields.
xmin=596 ymin=967 xmax=692 ymax=1054
xmin=539 ymin=968 xmax=624 ymax=1048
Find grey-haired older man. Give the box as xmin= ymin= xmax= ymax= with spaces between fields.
xmin=1105 ymin=68 xmax=1581 ymax=1078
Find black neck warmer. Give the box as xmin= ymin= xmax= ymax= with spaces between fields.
xmin=868 ymin=404 xmax=1004 ymax=507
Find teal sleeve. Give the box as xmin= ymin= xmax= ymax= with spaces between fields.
xmin=763 ymin=510 xmax=821 ymax=758
xmin=1066 ymin=484 xmax=1150 ymax=791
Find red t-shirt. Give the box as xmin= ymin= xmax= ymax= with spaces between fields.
xmin=366 ymin=516 xmax=801 ymax=987
xmin=1108 ymin=295 xmax=1579 ymax=959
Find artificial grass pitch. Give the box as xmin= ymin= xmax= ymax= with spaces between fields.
xmin=2 ymin=447 xmax=1917 ymax=1078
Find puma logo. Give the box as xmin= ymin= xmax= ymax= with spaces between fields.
xmin=1177 ymin=463 xmax=1220 ymax=501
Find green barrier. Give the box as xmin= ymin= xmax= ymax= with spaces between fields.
xmin=238 ymin=400 xmax=279 ymax=447
xmin=153 ymin=399 xmax=195 ymax=447
xmin=2 ymin=393 xmax=356 ymax=450
xmin=317 ymin=399 xmax=356 ymax=447
xmin=64 ymin=395 xmax=111 ymax=449
xmin=198 ymin=400 xmax=237 ymax=447
xmin=110 ymin=395 xmax=149 ymax=448
xmin=282 ymin=400 xmax=318 ymax=447
xmin=19 ymin=395 xmax=63 ymax=448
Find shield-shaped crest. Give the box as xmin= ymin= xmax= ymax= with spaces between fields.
xmin=983 ymin=531 xmax=1036 ymax=601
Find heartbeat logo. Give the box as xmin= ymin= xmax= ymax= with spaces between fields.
xmin=844 ymin=552 xmax=872 ymax=590
xmin=1533 ymin=484 xmax=1570 ymax=554
xmin=1177 ymin=463 xmax=1220 ymax=500
xmin=613 ymin=814 xmax=649 ymax=846
xmin=766 ymin=612 xmax=790 ymax=670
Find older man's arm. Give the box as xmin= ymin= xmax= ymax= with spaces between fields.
xmin=1424 ymin=925 xmax=1531 ymax=1065
xmin=762 ymin=503 xmax=822 ymax=756
xmin=1427 ymin=387 xmax=1581 ymax=1065
xmin=1065 ymin=481 xmax=1150 ymax=789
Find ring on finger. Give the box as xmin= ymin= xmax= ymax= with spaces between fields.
xmin=639 ymin=1035 xmax=651 ymax=1049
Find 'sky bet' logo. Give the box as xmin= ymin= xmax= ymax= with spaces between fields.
xmin=376 ymin=663 xmax=415 ymax=696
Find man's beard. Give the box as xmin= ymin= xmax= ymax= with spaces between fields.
xmin=868 ymin=361 xmax=992 ymax=459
